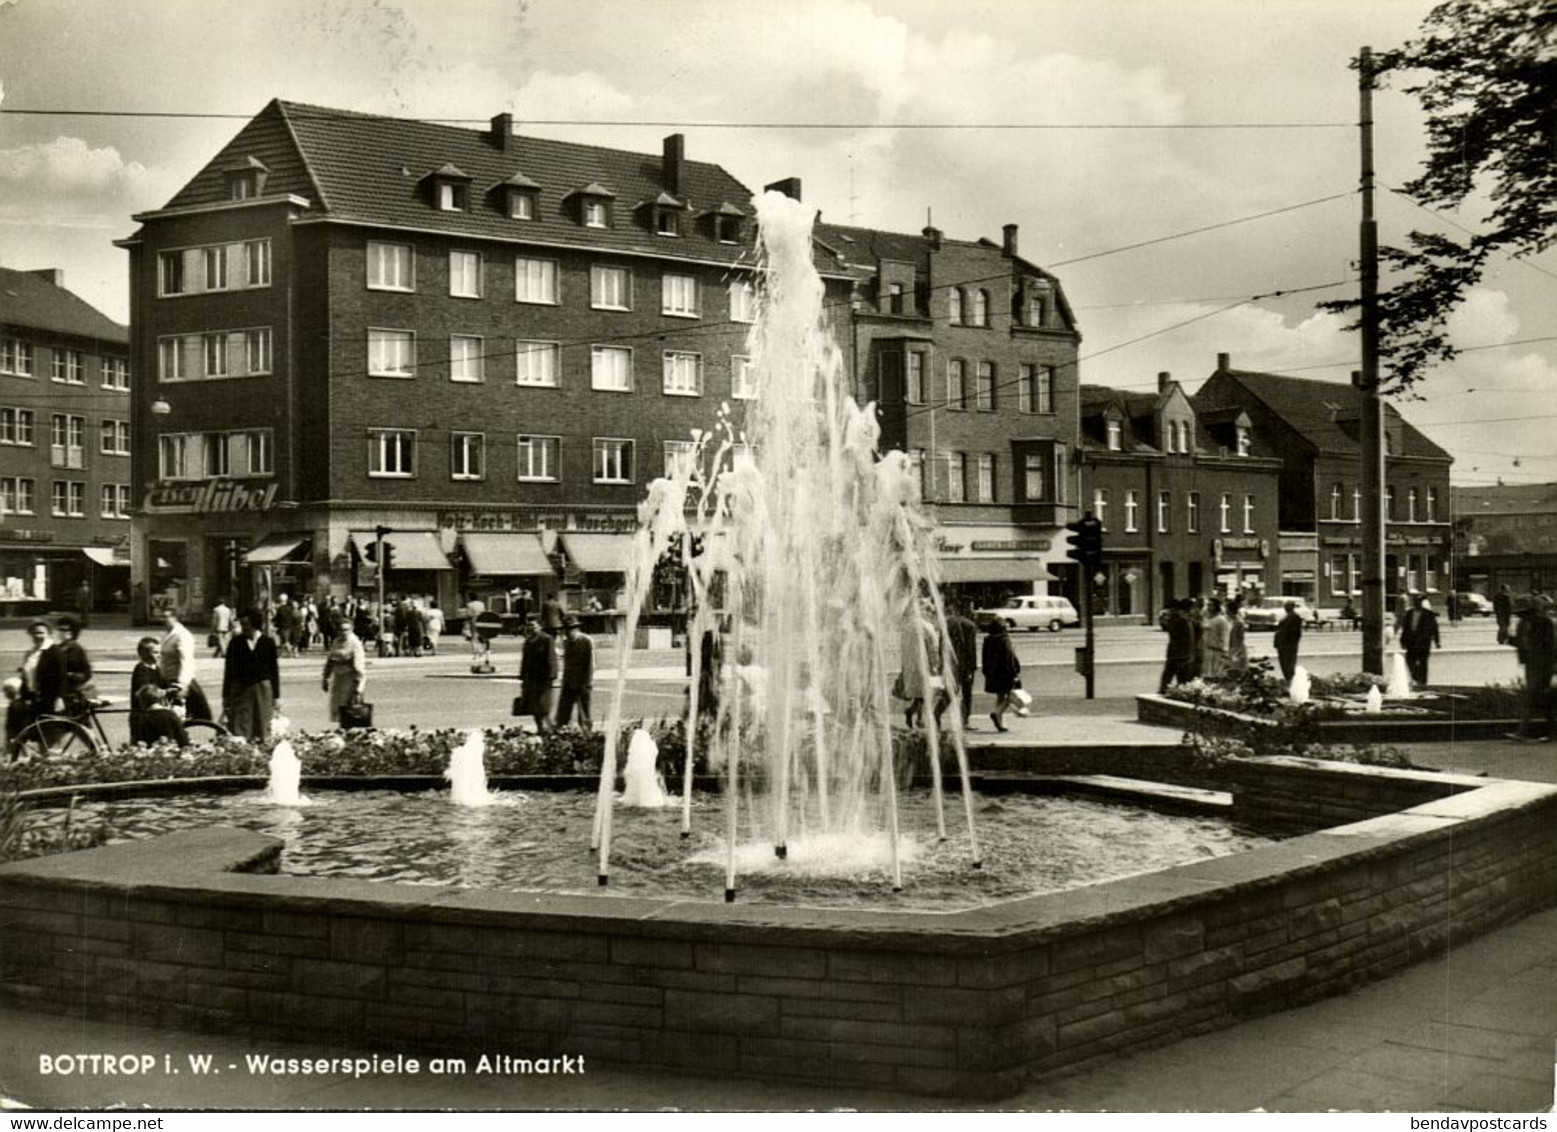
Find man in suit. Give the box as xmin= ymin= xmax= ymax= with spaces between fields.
xmin=1273 ymin=600 xmax=1305 ymax=683
xmin=1507 ymin=596 xmax=1555 ymax=742
xmin=1494 ymin=584 xmax=1514 ymax=644
xmin=518 ymin=616 xmax=557 ymax=734
xmin=1158 ymin=599 xmax=1197 ymax=694
xmin=555 ymin=617 xmax=594 ymax=729
xmin=1398 ymin=593 xmax=1442 ymax=688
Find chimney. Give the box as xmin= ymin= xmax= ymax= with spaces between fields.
xmin=27 ymin=268 xmax=63 ymax=288
xmin=922 ymin=226 xmax=942 ymax=250
xmin=490 ymin=112 xmax=514 ymax=153
xmin=764 ymin=177 xmax=803 ymax=202
xmin=1217 ymin=352 xmax=1230 ymax=371
xmin=1002 ymin=223 xmax=1019 ymax=256
xmin=1158 ymin=371 xmax=1172 ymax=394
xmin=662 ymin=133 xmax=684 ymax=196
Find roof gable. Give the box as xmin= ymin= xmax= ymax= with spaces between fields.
xmin=0 ymin=268 xmax=126 ymax=344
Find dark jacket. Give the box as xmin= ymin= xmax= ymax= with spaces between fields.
xmin=1515 ymin=611 xmax=1555 ymax=671
xmin=560 ymin=631 xmax=594 ymax=690
xmin=946 ymin=614 xmax=978 ymax=685
xmin=1165 ymin=610 xmax=1195 ymax=661
xmin=520 ymin=630 xmax=557 ymax=690
xmin=1494 ymin=591 xmax=1513 ymax=627
xmin=1399 ymin=607 xmax=1441 ymax=653
xmin=981 ymin=626 xmax=1021 ymax=695
xmin=37 ymin=641 xmax=92 ymax=711
xmin=1274 ymin=611 xmax=1305 ymax=654
xmin=223 ymin=633 xmax=280 ymax=699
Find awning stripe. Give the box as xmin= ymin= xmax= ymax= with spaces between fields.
xmin=461 ymin=532 xmax=553 ymax=576
xmin=244 ymin=535 xmax=311 ymax=565
xmin=561 ymin=532 xmax=634 ymax=574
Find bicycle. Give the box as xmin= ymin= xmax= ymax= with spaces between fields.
xmin=10 ymin=696 xmax=230 ymax=759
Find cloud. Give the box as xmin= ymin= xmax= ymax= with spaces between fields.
xmin=0 ymin=135 xmax=153 ymax=200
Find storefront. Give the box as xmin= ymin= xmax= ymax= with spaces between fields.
xmin=1210 ymin=536 xmax=1273 ymax=601
xmin=932 ymin=527 xmax=1061 ymax=612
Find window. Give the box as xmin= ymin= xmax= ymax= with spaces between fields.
xmin=510 ymin=191 xmax=536 ymax=220
xmin=1427 ymin=487 xmax=1437 ymax=522
xmin=1158 ymin=491 xmax=1171 ymax=533
xmin=1106 ymin=420 xmax=1122 ymax=450
xmin=1028 ymin=291 xmax=1046 ymax=327
xmin=948 ymin=288 xmax=963 ymax=325
xmin=972 ymin=290 xmax=989 ymax=327
xmin=1 ymin=408 xmax=34 ymax=446
xmin=0 ymin=478 xmax=35 ymax=515
xmin=158 ymin=338 xmax=185 ymax=381
xmin=1187 ymin=492 xmax=1200 ymax=533
xmin=0 ymin=339 xmax=33 ymax=376
xmin=885 ymin=283 xmax=904 ymax=314
xmin=1018 ymin=365 xmax=1033 ymax=413
xmin=976 ymin=362 xmax=995 ymax=410
xmin=50 ymin=414 xmax=84 ymax=468
xmin=662 ymin=274 xmax=699 ymax=317
xmin=203 ymin=433 xmax=230 ymax=478
xmin=159 ymin=434 xmax=189 ymax=480
xmin=367 ymin=242 xmax=413 ymax=291
xmin=1330 ymin=483 xmax=1344 ymax=520
xmin=229 ymin=172 xmax=257 ymax=200
xmin=1407 ymin=487 xmax=1419 ymax=522
xmin=946 ymin=359 xmax=967 ymax=410
xmin=516 ymin=341 xmax=559 ymax=387
xmin=729 ymin=279 xmax=757 ymax=323
xmin=1219 ymin=493 xmax=1232 ymax=533
xmin=451 ymin=433 xmax=485 ymax=480
xmin=944 ymin=452 xmax=966 ymax=503
xmin=51 ymin=350 xmax=84 ymax=384
xmin=437 ymin=182 xmax=465 ymax=212
xmin=242 ymin=431 xmax=273 ymax=476
xmin=1125 ymin=490 xmax=1139 ymax=532
xmin=450 ymin=335 xmax=484 ymax=383
xmin=1353 ymin=487 xmax=1362 ymax=522
xmin=732 ymin=355 xmax=756 ymax=400
xmin=158 ymin=251 xmax=185 ymax=295
xmin=51 ymin=481 xmax=84 ymax=518
xmin=368 ymin=329 xmax=416 ymax=378
xmin=977 ymin=453 xmax=995 ymax=503
xmin=664 ymin=439 xmax=697 ymax=478
xmin=101 ymin=484 xmax=132 ymax=519
xmin=1036 ymin=366 xmax=1054 ymax=414
xmin=593 ymin=438 xmax=634 ymax=483
xmin=663 ymin=351 xmax=702 ymax=396
xmin=1023 ymin=454 xmax=1046 ymax=501
xmin=591 ymin=266 xmax=631 ymax=310
xmin=907 ymin=449 xmax=926 ymax=499
xmin=1243 ymin=494 xmax=1255 ymax=533
xmin=1386 ymin=484 xmax=1396 ymax=521
xmin=100 ymin=419 xmax=131 ymax=456
xmin=591 ymin=346 xmax=632 ymax=392
xmin=369 ymin=430 xmax=416 ymax=477
xmin=1236 ymin=425 xmax=1252 ymax=457
xmin=203 ymin=246 xmax=228 ymax=291
xmin=906 ymin=352 xmax=925 ymax=404
xmin=515 ymin=257 xmax=558 ymax=304
xmin=50 ymin=482 xmax=67 ymax=517
xmin=1093 ymin=488 xmax=1109 ymax=529
xmin=517 ymin=435 xmax=560 ymax=482
xmin=203 ymin=334 xmax=229 ymax=378
xmin=102 ymin=357 xmax=129 ymax=390
xmin=449 ymin=251 xmax=482 ymax=298
xmin=244 ymin=240 xmax=270 ymax=287
xmin=1425 ymin=556 xmax=1439 ymax=592
xmin=655 ymin=208 xmax=680 ymax=237
xmin=245 ymin=329 xmax=272 ymax=375
xmin=584 ymin=199 xmax=609 ymax=228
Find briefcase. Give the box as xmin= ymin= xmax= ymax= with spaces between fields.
xmin=340 ymin=695 xmax=374 ymax=730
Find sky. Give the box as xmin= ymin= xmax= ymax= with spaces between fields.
xmin=0 ymin=0 xmax=1552 ymax=488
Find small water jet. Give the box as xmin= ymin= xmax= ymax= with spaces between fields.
xmin=1365 ymin=684 xmax=1384 ymax=713
xmin=1289 ymin=666 xmax=1311 ymax=704
xmin=619 ymin=729 xmax=668 ymax=808
xmin=263 ymin=740 xmax=310 ymax=806
xmin=1387 ymin=651 xmax=1414 ymax=698
xmin=444 ymin=730 xmax=495 ymax=807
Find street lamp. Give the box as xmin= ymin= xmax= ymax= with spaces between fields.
xmin=150 ymin=397 xmax=172 ymax=416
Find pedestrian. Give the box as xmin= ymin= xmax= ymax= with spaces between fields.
xmin=463 ymin=593 xmax=487 ymax=661
xmin=40 ymin=613 xmax=95 ymax=720
xmin=541 ymin=593 xmax=565 ymax=634
xmin=210 ymin=597 xmax=234 ymax=657
xmin=424 ymin=599 xmax=444 ymax=655
xmin=1494 ymin=584 xmax=1514 ymax=645
xmin=1274 ymin=599 xmax=1305 ymax=683
xmin=222 ymin=608 xmax=280 ymax=741
xmin=687 ymin=624 xmax=723 ymax=723
xmin=896 ymin=604 xmax=936 ymax=729
xmin=944 ymin=598 xmax=979 ymax=730
xmin=1158 ymin=599 xmax=1197 ymax=693
xmin=1188 ymin=597 xmax=1206 ymax=677
xmin=555 ymin=617 xmax=595 ymax=729
xmin=1225 ymin=597 xmax=1248 ymax=676
xmin=1398 ymin=593 xmax=1442 ymax=688
xmin=980 ymin=618 xmax=1021 ymax=733
xmin=518 ymin=615 xmax=557 ymax=734
xmin=130 ymin=636 xmax=187 ymax=747
xmin=322 ymin=617 xmax=368 ymax=727
xmin=273 ymin=595 xmax=299 ymax=658
xmin=1506 ymin=596 xmax=1554 ymax=742
xmin=1202 ymin=598 xmax=1230 ymax=679
xmin=404 ymin=599 xmax=425 ymax=657
xmin=75 ymin=579 xmax=92 ymax=627
xmin=6 ymin=619 xmax=54 ymax=754
xmin=158 ymin=606 xmax=213 ymax=723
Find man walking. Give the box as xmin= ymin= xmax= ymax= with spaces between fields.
xmin=1494 ymin=584 xmax=1514 ymax=645
xmin=944 ymin=599 xmax=979 ymax=730
xmin=1159 ymin=599 xmax=1196 ymax=694
xmin=1273 ymin=600 xmax=1305 ymax=683
xmin=517 ymin=615 xmax=557 ymax=734
xmin=210 ymin=597 xmax=234 ymax=657
xmin=555 ymin=617 xmax=595 ymax=729
xmin=1507 ymin=596 xmax=1554 ymax=742
xmin=1398 ymin=593 xmax=1442 ymax=688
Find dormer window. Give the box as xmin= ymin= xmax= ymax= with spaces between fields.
xmin=586 ymin=200 xmax=608 ymax=227
xmin=701 ymin=202 xmax=746 ymax=244
xmin=1236 ymin=424 xmax=1251 ymax=456
xmin=643 ymin=191 xmax=685 ymax=237
xmin=570 ymin=183 xmax=617 ymax=229
xmin=1106 ymin=419 xmax=1122 ymax=451
xmin=438 ymin=183 xmax=464 ymax=211
xmin=222 ymin=156 xmax=269 ymax=202
xmin=1028 ymin=290 xmax=1047 ymax=327
xmin=510 ymin=192 xmax=536 ymax=219
xmin=425 ymin=163 xmax=471 ymax=212
xmin=495 ymin=171 xmax=542 ymax=220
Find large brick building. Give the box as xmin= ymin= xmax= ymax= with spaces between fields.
xmin=813 ymin=220 xmax=1081 ymax=606
xmin=1192 ymin=356 xmax=1454 ymax=608
xmin=118 ymin=100 xmax=834 ymax=620
xmin=1077 ymin=375 xmax=1283 ymax=617
xmin=0 ymin=267 xmax=132 ymax=610
xmin=1452 ymin=482 xmax=1557 ymax=595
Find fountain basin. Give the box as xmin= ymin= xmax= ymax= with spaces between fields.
xmin=3 ymin=753 xmax=1555 ymax=1099
xmin=1136 ymin=692 xmax=1522 ymax=744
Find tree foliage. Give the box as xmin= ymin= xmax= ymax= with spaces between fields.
xmin=1323 ymin=0 xmax=1556 ymax=390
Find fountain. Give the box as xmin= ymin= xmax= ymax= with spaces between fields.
xmin=1387 ymin=650 xmax=1414 ymax=698
xmin=262 ymin=739 xmax=310 ymax=806
xmin=619 ymin=728 xmax=669 ymax=808
xmin=1365 ymin=684 xmax=1384 ymax=713
xmin=444 ymin=729 xmax=494 ymax=807
xmin=1289 ymin=665 xmax=1311 ymax=704
xmin=591 ymin=190 xmax=980 ymax=899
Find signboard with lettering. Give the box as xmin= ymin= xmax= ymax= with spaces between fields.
xmin=439 ymin=511 xmax=637 ymax=534
xmin=143 ymin=480 xmax=279 ymax=515
xmin=970 ymin=539 xmax=1051 ymax=553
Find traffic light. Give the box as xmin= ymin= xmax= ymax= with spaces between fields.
xmin=381 ymin=541 xmax=396 ymax=572
xmin=361 ymin=540 xmax=377 ymax=566
xmin=1065 ymin=512 xmax=1104 ymax=570
xmin=374 ymin=526 xmax=394 ymax=573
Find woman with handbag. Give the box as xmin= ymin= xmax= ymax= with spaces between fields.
xmin=980 ymin=618 xmax=1021 ymax=733
xmin=322 ymin=618 xmax=368 ymax=727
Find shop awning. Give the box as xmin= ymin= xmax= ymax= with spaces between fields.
xmin=352 ymin=530 xmax=453 ymax=571
xmin=935 ymin=557 xmax=1047 ymax=584
xmin=561 ymin=532 xmax=635 ymax=575
xmin=461 ymin=532 xmax=553 ymax=576
xmin=244 ymin=534 xmax=312 ymax=565
xmin=81 ymin=547 xmax=130 ymax=567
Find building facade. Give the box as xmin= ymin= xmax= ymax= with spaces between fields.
xmin=119 ymin=100 xmax=836 ymax=622
xmin=1192 ymin=355 xmax=1454 ymax=609
xmin=813 ymin=221 xmax=1081 ymax=607
xmin=0 ymin=267 xmax=132 ymax=611
xmin=1077 ymin=375 xmax=1283 ymax=618
xmin=1452 ymin=482 xmax=1557 ymax=595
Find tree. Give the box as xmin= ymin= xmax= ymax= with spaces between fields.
xmin=1324 ymin=0 xmax=1556 ymax=390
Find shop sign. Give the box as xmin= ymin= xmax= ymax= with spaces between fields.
xmin=439 ymin=510 xmax=637 ymax=534
xmin=970 ymin=539 xmax=1051 ymax=553
xmin=3 ymin=530 xmax=54 ymax=543
xmin=144 ymin=480 xmax=279 ymax=515
xmin=932 ymin=534 xmax=966 ymax=554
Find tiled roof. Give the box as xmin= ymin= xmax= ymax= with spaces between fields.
xmin=814 ymin=222 xmax=933 ymax=269
xmin=159 ymin=100 xmax=762 ymax=266
xmin=0 ymin=267 xmax=127 ymax=344
xmin=1453 ymin=483 xmax=1557 ymax=516
xmin=1196 ymin=368 xmax=1451 ymax=462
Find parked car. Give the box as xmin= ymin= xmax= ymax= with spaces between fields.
xmin=1241 ymin=596 xmax=1316 ymax=630
xmin=1455 ymin=592 xmax=1494 ymax=617
xmin=975 ymin=595 xmax=1080 ymax=632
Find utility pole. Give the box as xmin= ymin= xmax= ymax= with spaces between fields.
xmin=1357 ymin=46 xmax=1387 ymax=677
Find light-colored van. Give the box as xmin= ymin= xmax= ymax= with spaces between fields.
xmin=975 ymin=595 xmax=1080 ymax=632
